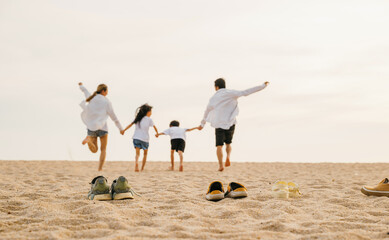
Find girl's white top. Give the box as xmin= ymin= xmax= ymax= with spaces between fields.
xmin=201 ymin=83 xmax=267 ymax=130
xmin=133 ymin=116 xmax=154 ymax=142
xmin=162 ymin=127 xmax=188 ymax=140
xmin=79 ymin=85 xmax=123 ymax=132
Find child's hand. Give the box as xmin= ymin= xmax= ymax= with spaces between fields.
xmin=155 ymin=133 xmax=159 ymax=138
xmin=198 ymin=126 xmax=203 ymax=131
xmin=120 ymin=130 xmax=125 ymax=135
xmin=264 ymin=81 xmax=269 ymax=86
xmin=79 ymin=82 xmax=83 ymax=86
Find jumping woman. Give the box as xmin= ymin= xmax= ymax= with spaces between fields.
xmin=78 ymin=82 xmax=123 ymax=171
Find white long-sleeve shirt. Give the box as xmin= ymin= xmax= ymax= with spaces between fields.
xmin=79 ymin=85 xmax=123 ymax=132
xmin=201 ymin=83 xmax=267 ymax=130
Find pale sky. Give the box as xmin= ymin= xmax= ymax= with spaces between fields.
xmin=0 ymin=0 xmax=388 ymax=162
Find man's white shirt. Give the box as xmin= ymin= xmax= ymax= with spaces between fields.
xmin=201 ymin=83 xmax=267 ymax=130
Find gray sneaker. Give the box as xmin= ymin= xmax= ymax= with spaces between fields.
xmin=111 ymin=176 xmax=140 ymax=200
xmin=88 ymin=176 xmax=111 ymax=201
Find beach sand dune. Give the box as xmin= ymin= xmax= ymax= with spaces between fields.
xmin=0 ymin=161 xmax=388 ymax=239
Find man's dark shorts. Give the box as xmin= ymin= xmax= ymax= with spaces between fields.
xmin=215 ymin=125 xmax=235 ymax=146
xmin=171 ymin=139 xmax=186 ymax=152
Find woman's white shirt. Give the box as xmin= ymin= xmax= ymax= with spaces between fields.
xmin=79 ymin=85 xmax=123 ymax=132
xmin=132 ymin=116 xmax=154 ymax=142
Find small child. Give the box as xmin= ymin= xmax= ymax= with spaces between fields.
xmin=156 ymin=120 xmax=199 ymax=171
xmin=122 ymin=104 xmax=159 ymax=172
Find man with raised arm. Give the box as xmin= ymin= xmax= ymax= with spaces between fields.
xmin=199 ymin=78 xmax=269 ymax=171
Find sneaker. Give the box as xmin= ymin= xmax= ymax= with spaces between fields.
xmin=111 ymin=176 xmax=138 ymax=200
xmin=361 ymin=178 xmax=389 ymax=197
xmin=88 ymin=176 xmax=111 ymax=201
xmin=206 ymin=181 xmax=225 ymax=201
xmin=224 ymin=182 xmax=248 ymax=198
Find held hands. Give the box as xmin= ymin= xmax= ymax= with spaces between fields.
xmin=264 ymin=81 xmax=269 ymax=86
xmin=155 ymin=133 xmax=159 ymax=138
xmin=79 ymin=82 xmax=83 ymax=86
xmin=120 ymin=130 xmax=125 ymax=135
xmin=198 ymin=125 xmax=203 ymax=131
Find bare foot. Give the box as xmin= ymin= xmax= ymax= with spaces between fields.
xmin=179 ymin=165 xmax=183 ymax=172
xmin=82 ymin=136 xmax=90 ymax=145
xmin=135 ymin=164 xmax=139 ymax=172
xmin=218 ymin=167 xmax=224 ymax=172
xmin=225 ymin=157 xmax=231 ymax=167
xmin=168 ymin=166 xmax=174 ymax=171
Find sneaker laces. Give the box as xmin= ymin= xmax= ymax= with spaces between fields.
xmin=129 ymin=187 xmax=141 ymax=197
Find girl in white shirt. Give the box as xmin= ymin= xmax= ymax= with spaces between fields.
xmin=122 ymin=104 xmax=159 ymax=172
xmin=79 ymin=83 xmax=123 ymax=171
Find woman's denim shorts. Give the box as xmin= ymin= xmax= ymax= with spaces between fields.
xmin=133 ymin=139 xmax=149 ymax=150
xmin=87 ymin=129 xmax=108 ymax=138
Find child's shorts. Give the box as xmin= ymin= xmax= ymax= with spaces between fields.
xmin=171 ymin=139 xmax=186 ymax=152
xmin=133 ymin=139 xmax=149 ymax=150
xmin=87 ymin=129 xmax=108 ymax=138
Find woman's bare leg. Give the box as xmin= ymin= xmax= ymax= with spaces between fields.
xmin=141 ymin=149 xmax=148 ymax=171
xmin=169 ymin=150 xmax=175 ymax=170
xmin=98 ymin=135 xmax=108 ymax=171
xmin=135 ymin=148 xmax=140 ymax=172
xmin=87 ymin=137 xmax=98 ymax=153
xmin=178 ymin=151 xmax=184 ymax=172
xmin=82 ymin=136 xmax=90 ymax=145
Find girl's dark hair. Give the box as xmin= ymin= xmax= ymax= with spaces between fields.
xmin=170 ymin=120 xmax=180 ymax=127
xmin=133 ymin=104 xmax=153 ymax=124
xmin=214 ymin=78 xmax=226 ymax=89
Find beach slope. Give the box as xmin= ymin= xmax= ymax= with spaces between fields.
xmin=0 ymin=161 xmax=388 ymax=239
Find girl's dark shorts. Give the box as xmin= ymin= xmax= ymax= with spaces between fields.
xmin=215 ymin=125 xmax=235 ymax=146
xmin=171 ymin=139 xmax=186 ymax=152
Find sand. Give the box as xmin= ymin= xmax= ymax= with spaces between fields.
xmin=0 ymin=161 xmax=388 ymax=240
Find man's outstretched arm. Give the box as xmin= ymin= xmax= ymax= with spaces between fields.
xmin=234 ymin=82 xmax=269 ymax=98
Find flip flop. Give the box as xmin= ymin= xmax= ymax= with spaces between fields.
xmin=288 ymin=182 xmax=302 ymax=198
xmin=206 ymin=181 xmax=224 ymax=201
xmin=224 ymin=182 xmax=248 ymax=198
xmin=272 ymin=180 xmax=289 ymax=199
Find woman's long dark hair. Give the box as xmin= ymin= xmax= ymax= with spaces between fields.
xmin=133 ymin=104 xmax=153 ymax=124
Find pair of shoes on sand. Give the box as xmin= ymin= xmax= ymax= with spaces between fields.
xmin=272 ymin=181 xmax=301 ymax=199
xmin=361 ymin=178 xmax=389 ymax=197
xmin=88 ymin=176 xmax=140 ymax=201
xmin=206 ymin=181 xmax=247 ymax=201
